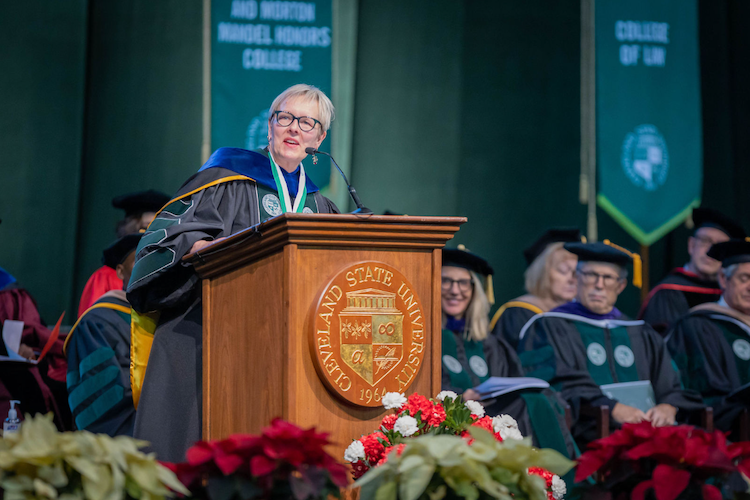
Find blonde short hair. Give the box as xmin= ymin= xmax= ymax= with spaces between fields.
xmin=524 ymin=242 xmax=565 ymax=299
xmin=269 ymin=84 xmax=335 ymax=132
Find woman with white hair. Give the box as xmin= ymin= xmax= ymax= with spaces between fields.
xmin=490 ymin=228 xmax=581 ymax=349
xmin=127 ymin=84 xmax=339 ymax=462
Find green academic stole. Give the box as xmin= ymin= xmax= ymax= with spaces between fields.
xmin=574 ymin=321 xmax=640 ymax=385
xmin=256 ymin=184 xmax=319 ymax=221
xmin=268 ymin=153 xmax=308 ymax=213
xmin=441 ymin=329 xmax=490 ymax=391
xmin=710 ymin=315 xmax=750 ymax=386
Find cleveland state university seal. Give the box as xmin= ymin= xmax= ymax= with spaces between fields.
xmin=311 ymin=261 xmax=427 ymax=407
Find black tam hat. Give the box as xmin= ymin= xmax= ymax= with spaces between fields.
xmin=523 ymin=228 xmax=583 ymax=266
xmin=564 ymin=240 xmax=642 ymax=288
xmin=692 ymin=208 xmax=746 ymax=239
xmin=707 ymin=239 xmax=750 ymax=266
xmin=443 ymin=245 xmax=495 ymax=304
xmin=112 ymin=190 xmax=171 ymax=217
xmin=102 ymin=232 xmax=142 ymax=269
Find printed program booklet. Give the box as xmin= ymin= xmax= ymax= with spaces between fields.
xmin=474 ymin=377 xmax=550 ymax=400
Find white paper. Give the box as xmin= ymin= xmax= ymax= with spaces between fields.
xmin=1 ymin=320 xmax=35 ymax=363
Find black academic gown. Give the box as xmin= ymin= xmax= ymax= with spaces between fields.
xmin=127 ymin=148 xmax=338 ymax=462
xmin=518 ymin=310 xmax=704 ymax=446
xmin=638 ymin=268 xmax=722 ymax=334
xmin=64 ymin=290 xmax=135 ymax=436
xmin=490 ymin=299 xmax=543 ymax=350
xmin=441 ymin=328 xmax=576 ymax=458
xmin=666 ymin=306 xmax=750 ymax=439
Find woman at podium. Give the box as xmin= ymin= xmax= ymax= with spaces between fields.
xmin=440 ymin=247 xmax=575 ymax=458
xmin=127 ymin=84 xmax=339 ymax=462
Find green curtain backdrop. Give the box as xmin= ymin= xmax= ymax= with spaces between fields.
xmin=73 ymin=0 xmax=203 ymax=315
xmin=1 ymin=0 xmax=748 ymax=322
xmin=0 ymin=1 xmax=88 ymax=322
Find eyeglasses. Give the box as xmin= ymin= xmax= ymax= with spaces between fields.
xmin=693 ymin=235 xmax=725 ymax=248
xmin=441 ymin=277 xmax=473 ymax=292
xmin=273 ymin=111 xmax=321 ymax=132
xmin=577 ymin=270 xmax=622 ymax=287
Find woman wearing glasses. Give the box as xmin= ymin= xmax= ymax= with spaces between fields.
xmin=441 ymin=247 xmax=576 ymax=459
xmin=127 ymin=84 xmax=339 ymax=462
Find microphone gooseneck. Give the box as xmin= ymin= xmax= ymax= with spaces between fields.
xmin=305 ymin=147 xmax=372 ymax=214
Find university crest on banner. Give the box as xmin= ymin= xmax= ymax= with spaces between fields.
xmin=594 ymin=0 xmax=702 ymax=245
xmin=311 ymin=262 xmax=426 ymax=407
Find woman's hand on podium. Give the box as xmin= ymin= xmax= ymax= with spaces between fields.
xmin=190 ymin=237 xmax=227 ymax=254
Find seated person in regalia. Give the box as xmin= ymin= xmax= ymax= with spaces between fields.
xmin=639 ymin=208 xmax=745 ymax=334
xmin=517 ymin=241 xmax=703 ymax=446
xmin=667 ymin=239 xmax=750 ymax=440
xmin=65 ymin=232 xmax=141 ymax=436
xmin=441 ymin=247 xmax=576 ymax=459
xmin=491 ymin=228 xmax=581 ymax=349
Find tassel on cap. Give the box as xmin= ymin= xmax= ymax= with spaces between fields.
xmin=486 ymin=274 xmax=495 ymax=305
xmin=603 ymin=239 xmax=642 ymax=289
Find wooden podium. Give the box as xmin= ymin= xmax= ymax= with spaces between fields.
xmin=186 ymin=213 xmax=464 ymax=457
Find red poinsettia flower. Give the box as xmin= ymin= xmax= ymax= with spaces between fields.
xmin=576 ymin=421 xmax=744 ymax=500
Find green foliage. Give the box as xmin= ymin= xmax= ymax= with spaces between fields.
xmin=355 ymin=428 xmax=574 ymax=500
xmin=0 ymin=413 xmax=189 ymax=500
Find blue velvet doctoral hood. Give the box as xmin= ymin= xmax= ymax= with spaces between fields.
xmin=552 ymin=300 xmax=623 ymax=320
xmin=198 ymin=147 xmax=320 ymax=196
xmin=0 ymin=267 xmax=16 ymax=291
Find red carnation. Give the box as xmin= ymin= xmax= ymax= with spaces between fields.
xmin=381 ymin=414 xmax=398 ymax=431
xmin=424 ymin=403 xmax=447 ymax=427
xmin=351 ymin=459 xmax=369 ymax=480
xmin=361 ymin=432 xmax=387 ymax=464
xmin=403 ymin=393 xmax=434 ymax=419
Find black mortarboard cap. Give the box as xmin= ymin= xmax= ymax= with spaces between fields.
xmin=443 ymin=246 xmax=494 ymax=276
xmin=564 ymin=240 xmax=643 ymax=288
xmin=707 ymin=239 xmax=750 ymax=266
xmin=692 ymin=208 xmax=745 ymax=239
xmin=102 ymin=233 xmax=142 ymax=269
xmin=112 ymin=190 xmax=171 ymax=217
xmin=443 ymin=245 xmax=495 ymax=304
xmin=523 ymin=227 xmax=583 ymax=266
xmin=564 ymin=242 xmax=631 ymax=265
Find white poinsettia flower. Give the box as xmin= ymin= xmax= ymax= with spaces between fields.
xmin=552 ymin=474 xmax=566 ymax=500
xmin=393 ymin=415 xmax=419 ymax=437
xmin=382 ymin=392 xmax=407 ymax=410
xmin=435 ymin=390 xmax=458 ymax=401
xmin=343 ymin=440 xmax=365 ymax=462
xmin=465 ymin=400 xmax=485 ymax=418
xmin=492 ymin=414 xmax=523 ymax=440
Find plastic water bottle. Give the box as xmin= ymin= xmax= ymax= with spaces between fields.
xmin=3 ymin=400 xmax=21 ymax=435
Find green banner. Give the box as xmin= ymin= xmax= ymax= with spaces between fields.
xmin=211 ymin=0 xmax=332 ymax=188
xmin=595 ymin=0 xmax=702 ymax=245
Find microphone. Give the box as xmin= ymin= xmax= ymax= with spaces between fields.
xmin=305 ymin=147 xmax=372 ymax=214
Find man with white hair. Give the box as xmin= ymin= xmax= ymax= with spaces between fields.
xmin=667 ymin=239 xmax=750 ymax=439
xmin=518 ymin=241 xmax=703 ymax=446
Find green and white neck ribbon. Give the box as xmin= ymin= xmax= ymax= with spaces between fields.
xmin=269 ymin=153 xmax=307 ymax=213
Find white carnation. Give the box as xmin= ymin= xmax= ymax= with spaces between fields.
xmin=344 ymin=440 xmax=365 ymax=462
xmin=382 ymin=392 xmax=407 ymax=410
xmin=551 ymin=474 xmax=566 ymax=500
xmin=492 ymin=414 xmax=523 ymax=440
xmin=435 ymin=390 xmax=458 ymax=401
xmin=465 ymin=400 xmax=485 ymax=418
xmin=393 ymin=415 xmax=419 ymax=437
